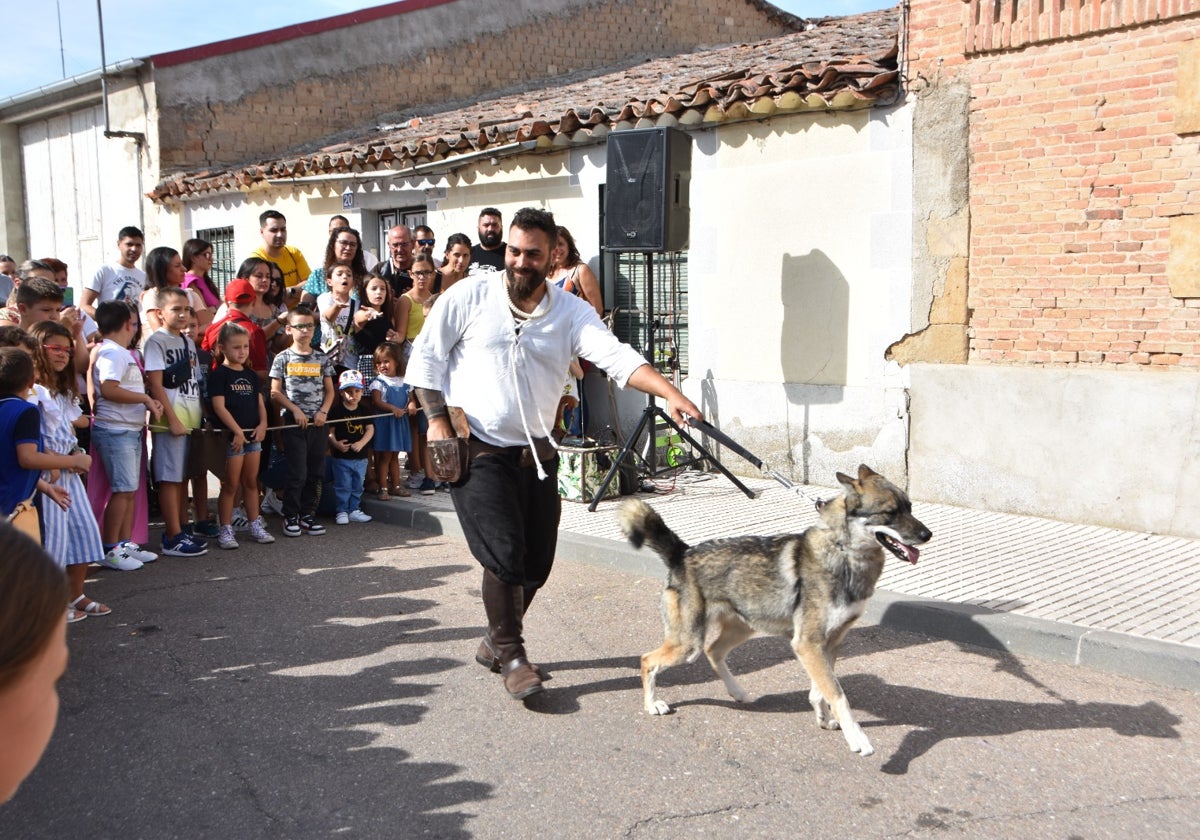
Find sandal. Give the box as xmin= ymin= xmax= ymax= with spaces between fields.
xmin=376 ymin=489 xmax=391 ymax=501
xmin=70 ymin=595 xmax=112 ymax=617
xmin=390 ymin=485 xmax=412 ymax=498
xmin=66 ymin=607 xmax=88 ymax=624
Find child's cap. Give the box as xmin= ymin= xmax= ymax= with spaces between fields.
xmin=339 ymin=369 xmax=364 ymax=391
xmin=225 ymin=279 xmax=255 ymax=304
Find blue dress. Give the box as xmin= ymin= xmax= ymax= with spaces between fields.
xmin=370 ymin=375 xmax=413 ymax=453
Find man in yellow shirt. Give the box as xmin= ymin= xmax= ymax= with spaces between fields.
xmin=251 ymin=210 xmax=309 ymax=307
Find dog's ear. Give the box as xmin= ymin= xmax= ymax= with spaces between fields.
xmin=857 ymin=464 xmax=879 ymax=481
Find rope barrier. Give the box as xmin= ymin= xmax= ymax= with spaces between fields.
xmin=95 ymin=409 xmax=423 ymax=436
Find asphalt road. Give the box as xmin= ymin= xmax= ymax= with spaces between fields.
xmin=2 ymin=520 xmax=1198 ymax=838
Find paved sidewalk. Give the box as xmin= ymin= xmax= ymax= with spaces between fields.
xmin=365 ymin=470 xmax=1200 ymax=691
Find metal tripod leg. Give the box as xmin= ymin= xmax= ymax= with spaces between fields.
xmin=587 ymin=404 xmax=756 ymax=511
xmin=587 ymin=404 xmax=655 ymax=512
xmin=659 ymin=412 xmax=756 ymax=500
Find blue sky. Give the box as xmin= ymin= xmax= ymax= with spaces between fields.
xmin=1 ymin=0 xmax=890 ymax=101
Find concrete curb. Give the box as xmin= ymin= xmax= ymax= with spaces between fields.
xmin=362 ymin=497 xmax=1200 ymax=693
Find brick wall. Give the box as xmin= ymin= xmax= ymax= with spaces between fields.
xmin=155 ymin=0 xmax=795 ymax=174
xmin=908 ymin=0 xmax=1200 ymax=370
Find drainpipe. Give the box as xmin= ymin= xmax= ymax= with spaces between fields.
xmin=97 ymin=0 xmax=146 ymax=230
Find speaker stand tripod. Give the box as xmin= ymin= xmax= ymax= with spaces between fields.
xmin=587 ymin=397 xmax=755 ymax=512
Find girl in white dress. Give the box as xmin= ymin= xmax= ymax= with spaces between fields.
xmin=30 ymin=321 xmax=108 ymax=621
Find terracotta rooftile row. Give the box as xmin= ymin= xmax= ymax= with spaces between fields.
xmin=149 ymin=8 xmax=899 ymax=201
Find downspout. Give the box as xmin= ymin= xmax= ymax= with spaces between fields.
xmin=97 ymin=0 xmax=146 ymax=230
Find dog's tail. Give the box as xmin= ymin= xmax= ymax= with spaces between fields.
xmin=616 ymin=500 xmax=689 ymax=570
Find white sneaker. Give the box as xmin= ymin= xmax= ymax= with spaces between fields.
xmin=231 ymin=506 xmax=250 ymax=532
xmin=260 ymin=488 xmax=284 ymax=516
xmin=406 ymin=470 xmax=425 ymax=490
xmin=348 ymin=509 xmax=372 ymax=523
xmin=217 ymin=525 xmax=239 ymax=550
xmin=99 ymin=547 xmax=143 ymax=571
xmin=249 ymin=517 xmax=276 ymax=544
xmin=335 ymin=511 xmax=350 ymax=525
xmin=120 ymin=542 xmax=157 ymax=564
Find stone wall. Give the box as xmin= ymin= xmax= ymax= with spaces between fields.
xmin=153 ymin=0 xmax=797 ymax=174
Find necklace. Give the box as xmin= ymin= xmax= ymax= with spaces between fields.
xmin=504 ymin=277 xmax=553 ymax=323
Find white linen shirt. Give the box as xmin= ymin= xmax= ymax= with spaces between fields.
xmin=407 ymin=273 xmax=645 ymax=448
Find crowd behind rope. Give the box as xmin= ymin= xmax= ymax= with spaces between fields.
xmin=0 ymin=206 xmax=596 ymax=625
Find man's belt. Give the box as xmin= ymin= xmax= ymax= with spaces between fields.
xmin=468 ymin=436 xmax=557 ymax=468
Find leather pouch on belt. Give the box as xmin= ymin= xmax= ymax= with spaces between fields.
xmin=426 ymin=437 xmax=470 ymax=483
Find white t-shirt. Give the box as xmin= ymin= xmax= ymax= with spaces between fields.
xmin=143 ymin=328 xmax=202 ymax=432
xmin=316 ymin=292 xmax=358 ymax=367
xmin=407 ymin=274 xmax=645 ymax=448
xmin=87 ymin=263 xmax=146 ymax=305
xmin=92 ymin=339 xmax=146 ymax=430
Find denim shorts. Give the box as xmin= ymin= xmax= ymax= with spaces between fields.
xmin=151 ymin=431 xmax=190 ymax=483
xmin=92 ymin=426 xmax=143 ymax=493
xmin=226 ymin=440 xmax=263 ymax=458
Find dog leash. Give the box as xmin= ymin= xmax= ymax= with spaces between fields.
xmin=684 ymin=417 xmax=818 ymax=504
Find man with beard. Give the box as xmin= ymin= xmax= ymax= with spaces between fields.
xmin=251 ymin=211 xmax=310 ymax=304
xmin=469 ymin=207 xmax=506 ymax=274
xmin=408 ymin=207 xmax=702 ymax=701
xmin=378 ymin=224 xmax=415 ymax=297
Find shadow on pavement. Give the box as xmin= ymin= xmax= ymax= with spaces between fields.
xmin=842 ymin=673 xmax=1184 ymax=775
xmin=0 ymin=536 xmax=490 ymax=838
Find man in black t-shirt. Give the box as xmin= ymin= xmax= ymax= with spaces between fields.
xmin=469 ymin=207 xmax=505 ymax=275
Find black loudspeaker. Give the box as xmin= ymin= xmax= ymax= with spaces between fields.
xmin=604 ymin=127 xmax=692 ymax=252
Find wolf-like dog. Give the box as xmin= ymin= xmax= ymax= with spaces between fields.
xmin=617 ymin=464 xmax=931 ymax=756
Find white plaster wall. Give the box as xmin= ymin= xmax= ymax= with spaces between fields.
xmin=909 ymin=363 xmax=1200 ymax=538
xmin=686 ymin=104 xmax=915 ymax=484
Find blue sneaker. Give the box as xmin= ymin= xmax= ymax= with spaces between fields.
xmin=161 ymin=532 xmax=208 ymax=557
xmin=192 ymin=519 xmax=221 ymax=539
xmin=419 ymin=477 xmax=436 ymax=496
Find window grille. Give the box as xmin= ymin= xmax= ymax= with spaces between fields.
xmin=609 ymin=251 xmax=689 ymax=385
xmin=197 ymin=226 xmax=236 ymax=293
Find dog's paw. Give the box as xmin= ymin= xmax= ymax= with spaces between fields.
xmin=848 ymin=735 xmax=875 ymax=757
xmin=729 ymin=687 xmax=752 ymax=704
xmin=645 ymin=699 xmax=673 ymax=716
xmin=843 ymin=724 xmax=874 ymax=756
xmin=810 ymin=689 xmax=835 ymax=728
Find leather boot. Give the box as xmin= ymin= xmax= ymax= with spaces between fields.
xmin=475 ymin=576 xmax=549 ymax=679
xmin=479 ymin=569 xmax=543 ymax=699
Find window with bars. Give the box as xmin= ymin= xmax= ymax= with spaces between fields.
xmin=197 ymin=226 xmax=236 ymax=293
xmin=608 ymin=251 xmax=689 ymax=384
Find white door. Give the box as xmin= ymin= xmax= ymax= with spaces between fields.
xmin=20 ymin=106 xmax=103 ymax=289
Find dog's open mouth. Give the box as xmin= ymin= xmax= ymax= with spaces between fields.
xmin=876 ymin=532 xmax=920 ymax=564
